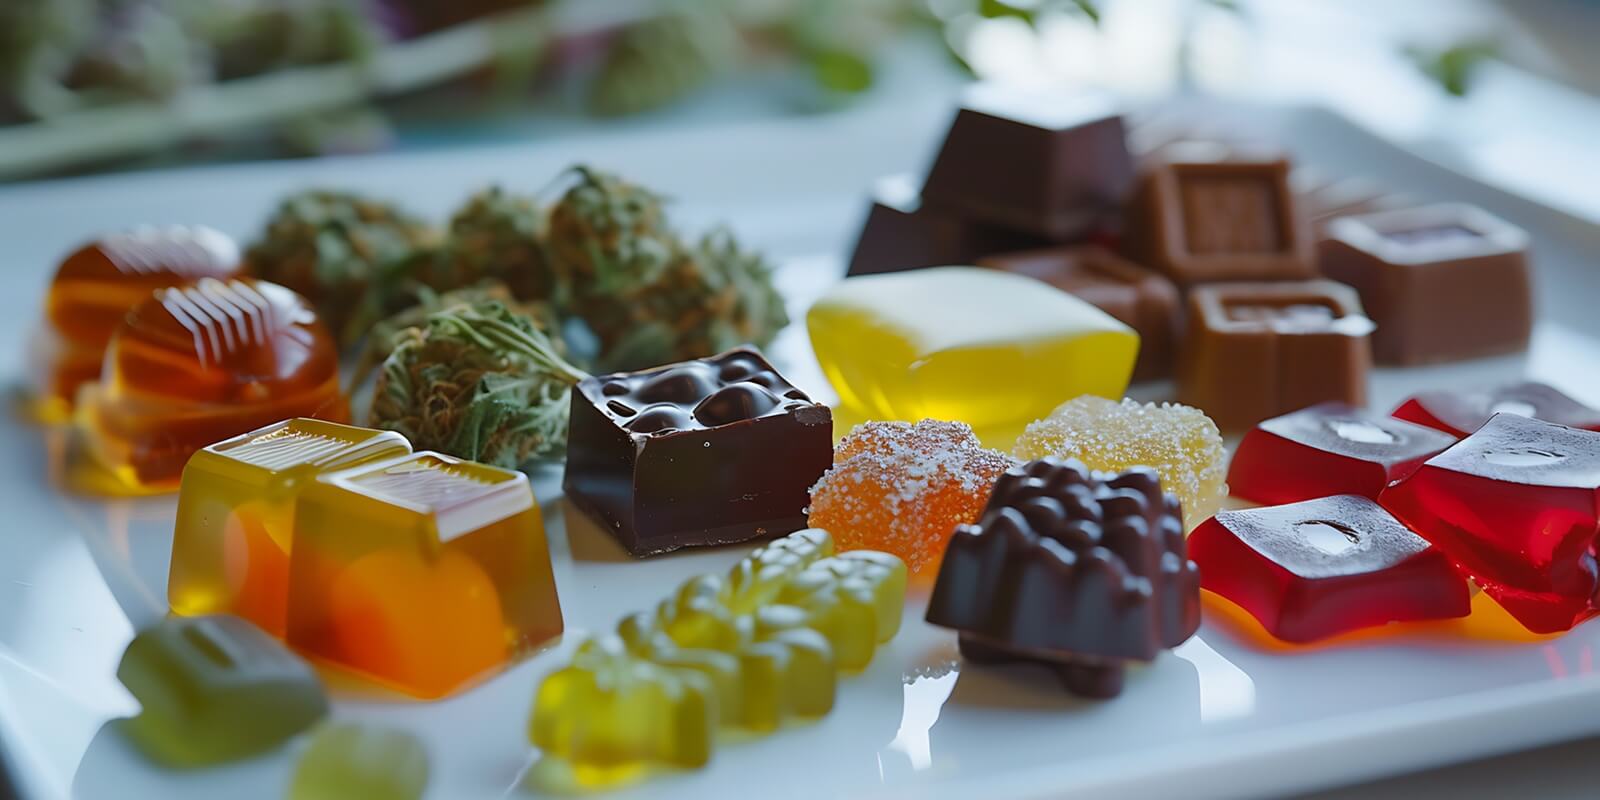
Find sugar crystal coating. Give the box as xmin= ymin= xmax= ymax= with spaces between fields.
xmin=807 ymin=420 xmax=1016 ymax=574
xmin=1014 ymin=396 xmax=1226 ymax=528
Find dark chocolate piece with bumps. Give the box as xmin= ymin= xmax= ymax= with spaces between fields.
xmin=563 ymin=347 xmax=833 ymax=556
xmin=847 ymin=174 xmax=1047 ymax=277
xmin=920 ymin=90 xmax=1135 ymax=240
xmin=925 ymin=457 xmax=1200 ymax=698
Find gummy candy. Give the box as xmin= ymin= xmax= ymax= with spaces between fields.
xmin=1229 ymin=403 xmax=1455 ymax=506
xmin=1190 ymin=495 xmax=1470 ymax=642
xmin=33 ymin=225 xmax=241 ymax=418
xmin=117 ymin=615 xmax=327 ymax=766
xmin=1392 ymin=381 xmax=1600 ymax=438
xmin=926 ymin=458 xmax=1200 ymax=698
xmin=287 ymin=452 xmax=562 ymax=698
xmin=807 ymin=420 xmax=1015 ymax=574
xmin=290 ymin=723 xmax=429 ymax=800
xmin=1379 ymin=413 xmax=1600 ymax=633
xmin=79 ymin=277 xmax=347 ymax=492
xmin=1014 ymin=396 xmax=1226 ymax=529
xmin=167 ymin=419 xmax=412 ymax=636
xmin=530 ymin=529 xmax=905 ymax=784
xmin=807 ymin=266 xmax=1138 ymax=433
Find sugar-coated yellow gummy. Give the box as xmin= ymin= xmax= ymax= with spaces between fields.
xmin=528 ymin=529 xmax=906 ymax=784
xmin=807 ymin=267 xmax=1138 ymax=432
xmin=290 ymin=723 xmax=429 ymax=800
xmin=1014 ymin=395 xmax=1228 ymax=529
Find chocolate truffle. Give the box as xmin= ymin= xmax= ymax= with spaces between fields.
xmin=847 ymin=174 xmax=1046 ymax=277
xmin=925 ymin=457 xmax=1201 ymax=699
xmin=1178 ymin=280 xmax=1374 ymax=431
xmin=921 ymin=89 xmax=1134 ymax=240
xmin=1319 ymin=203 xmax=1532 ymax=365
xmin=1126 ymin=157 xmax=1316 ymax=286
xmin=563 ymin=347 xmax=833 ymax=556
xmin=978 ymin=245 xmax=1180 ymax=381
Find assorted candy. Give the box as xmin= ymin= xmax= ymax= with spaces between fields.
xmin=530 ymin=529 xmax=905 ymax=783
xmin=808 ymin=266 xmax=1137 ymax=434
xmin=80 ymin=277 xmax=348 ymax=491
xmin=290 ymin=723 xmax=430 ymax=800
xmin=926 ymin=458 xmax=1201 ymax=698
xmin=117 ymin=615 xmax=328 ymax=766
xmin=564 ymin=347 xmax=833 ymax=556
xmin=807 ymin=419 xmax=1015 ymax=574
xmin=1014 ymin=396 xmax=1227 ymax=530
xmin=1380 ymin=414 xmax=1600 ymax=633
xmin=1229 ymin=403 xmax=1455 ymax=506
xmin=168 ymin=418 xmax=413 ymax=636
xmin=1190 ymin=496 xmax=1471 ymax=643
xmin=1392 ymin=381 xmax=1600 ymax=438
xmin=288 ymin=451 xmax=563 ymax=698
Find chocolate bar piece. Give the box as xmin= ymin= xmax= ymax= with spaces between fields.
xmin=1392 ymin=381 xmax=1600 ymax=438
xmin=920 ymin=89 xmax=1134 ymax=240
xmin=1126 ymin=158 xmax=1316 ymax=286
xmin=847 ymin=174 xmax=1046 ymax=277
xmin=1178 ymin=280 xmax=1373 ymax=431
xmin=925 ymin=457 xmax=1200 ymax=699
xmin=1319 ymin=203 xmax=1532 ymax=365
xmin=563 ymin=347 xmax=833 ymax=556
xmin=978 ymin=245 xmax=1180 ymax=381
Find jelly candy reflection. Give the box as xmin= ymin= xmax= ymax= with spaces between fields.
xmin=117 ymin=615 xmax=327 ymax=766
xmin=530 ymin=529 xmax=906 ymax=784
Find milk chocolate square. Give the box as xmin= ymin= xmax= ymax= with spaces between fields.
xmin=1178 ymin=280 xmax=1373 ymax=431
xmin=978 ymin=245 xmax=1180 ymax=381
xmin=847 ymin=174 xmax=1045 ymax=277
xmin=1319 ymin=203 xmax=1532 ymax=365
xmin=563 ymin=347 xmax=834 ymax=556
xmin=920 ymin=89 xmax=1134 ymax=240
xmin=1127 ymin=158 xmax=1316 ymax=286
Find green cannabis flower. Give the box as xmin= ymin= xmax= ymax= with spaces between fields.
xmin=351 ymin=279 xmax=565 ymax=388
xmin=246 ymin=189 xmax=436 ymax=335
xmin=545 ymin=165 xmax=677 ymax=298
xmin=370 ymin=301 xmax=587 ymax=467
xmin=444 ymin=185 xmax=557 ymax=301
xmin=588 ymin=8 xmax=739 ymax=117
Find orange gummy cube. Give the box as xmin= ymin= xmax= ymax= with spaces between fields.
xmin=34 ymin=225 xmax=241 ymax=417
xmin=80 ymin=277 xmax=346 ymax=491
xmin=807 ymin=419 xmax=1015 ymax=574
xmin=286 ymin=452 xmax=563 ymax=698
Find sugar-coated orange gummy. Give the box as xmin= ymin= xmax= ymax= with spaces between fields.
xmin=807 ymin=419 xmax=1015 ymax=574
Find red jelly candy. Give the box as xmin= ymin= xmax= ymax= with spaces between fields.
xmin=1228 ymin=402 xmax=1455 ymax=505
xmin=1190 ymin=495 xmax=1470 ymax=643
xmin=1379 ymin=413 xmax=1600 ymax=633
xmin=1392 ymin=381 xmax=1600 ymax=438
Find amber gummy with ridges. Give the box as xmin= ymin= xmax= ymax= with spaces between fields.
xmin=287 ymin=451 xmax=562 ymax=698
xmin=79 ymin=277 xmax=347 ymax=491
xmin=35 ymin=225 xmax=241 ymax=415
xmin=167 ymin=418 xmax=413 ymax=637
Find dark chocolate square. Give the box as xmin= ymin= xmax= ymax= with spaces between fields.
xmin=1127 ymin=158 xmax=1315 ymax=285
xmin=562 ymin=347 xmax=833 ymax=556
xmin=977 ymin=245 xmax=1180 ymax=380
xmin=1177 ymin=280 xmax=1373 ymax=431
xmin=920 ymin=88 xmax=1134 ymax=240
xmin=1319 ymin=203 xmax=1531 ymax=365
xmin=847 ymin=174 xmax=1046 ymax=277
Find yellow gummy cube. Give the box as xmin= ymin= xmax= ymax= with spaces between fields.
xmin=807 ymin=267 xmax=1138 ymax=433
xmin=167 ymin=418 xmax=411 ymax=636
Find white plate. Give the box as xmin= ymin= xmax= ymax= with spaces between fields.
xmin=3 ymin=98 xmax=1600 ymax=800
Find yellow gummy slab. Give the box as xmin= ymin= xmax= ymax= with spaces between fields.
xmin=807 ymin=267 xmax=1139 ymax=431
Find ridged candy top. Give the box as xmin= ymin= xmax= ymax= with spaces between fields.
xmin=49 ymin=225 xmax=242 ymax=347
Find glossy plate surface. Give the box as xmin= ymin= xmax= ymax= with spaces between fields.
xmin=3 ymin=99 xmax=1600 ymax=800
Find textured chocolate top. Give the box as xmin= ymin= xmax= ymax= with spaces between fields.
xmin=577 ymin=347 xmax=826 ymax=437
xmin=926 ymin=457 xmax=1200 ymax=661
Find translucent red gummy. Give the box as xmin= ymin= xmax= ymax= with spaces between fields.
xmin=1228 ymin=403 xmax=1455 ymax=505
xmin=1379 ymin=413 xmax=1600 ymax=633
xmin=1392 ymin=381 xmax=1600 ymax=438
xmin=1190 ymin=495 xmax=1470 ymax=642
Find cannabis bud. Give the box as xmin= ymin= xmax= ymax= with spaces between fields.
xmin=588 ymin=9 xmax=739 ymax=117
xmin=245 ymin=189 xmax=436 ymax=334
xmin=370 ymin=301 xmax=588 ymax=468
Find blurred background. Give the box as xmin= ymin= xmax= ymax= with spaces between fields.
xmin=3 ymin=0 xmax=1599 ymax=218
